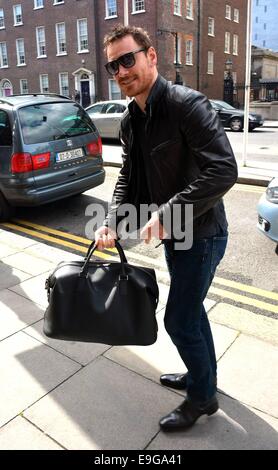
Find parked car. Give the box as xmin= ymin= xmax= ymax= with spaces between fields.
xmin=86 ymin=100 xmax=128 ymax=139
xmin=210 ymin=99 xmax=264 ymax=132
xmin=257 ymin=177 xmax=278 ymax=255
xmin=0 ymin=94 xmax=105 ymax=220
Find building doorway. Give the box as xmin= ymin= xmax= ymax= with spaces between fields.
xmin=80 ymin=75 xmax=90 ymax=108
xmin=0 ymin=79 xmax=13 ymax=97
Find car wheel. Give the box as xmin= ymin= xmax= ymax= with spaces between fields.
xmin=230 ymin=118 xmax=243 ymax=132
xmin=0 ymin=192 xmax=15 ymax=221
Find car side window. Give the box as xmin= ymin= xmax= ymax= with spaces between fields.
xmin=88 ymin=104 xmax=104 ymax=114
xmin=0 ymin=110 xmax=12 ymax=146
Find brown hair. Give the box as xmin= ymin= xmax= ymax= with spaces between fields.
xmin=103 ymin=24 xmax=152 ymax=52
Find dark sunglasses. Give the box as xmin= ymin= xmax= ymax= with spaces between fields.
xmin=105 ymin=48 xmax=147 ymax=76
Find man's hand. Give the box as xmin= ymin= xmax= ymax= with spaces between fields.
xmin=140 ymin=212 xmax=167 ymax=244
xmin=94 ymin=226 xmax=117 ymax=251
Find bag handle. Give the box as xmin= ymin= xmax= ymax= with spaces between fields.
xmin=80 ymin=239 xmax=128 ymax=277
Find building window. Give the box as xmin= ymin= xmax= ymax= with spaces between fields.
xmin=174 ymin=0 xmax=181 ymax=16
xmin=54 ymin=0 xmax=64 ymax=4
xmin=0 ymin=42 xmax=8 ymax=67
xmin=174 ymin=35 xmax=181 ymax=64
xmin=20 ymin=79 xmax=28 ymax=94
xmin=59 ymin=72 xmax=69 ymax=96
xmin=40 ymin=74 xmax=49 ymax=93
xmin=185 ymin=39 xmax=193 ymax=65
xmin=132 ymin=0 xmax=145 ymax=13
xmin=109 ymin=79 xmax=121 ymax=99
xmin=233 ymin=34 xmax=238 ymax=55
xmin=225 ymin=32 xmax=230 ymax=53
xmin=34 ymin=0 xmax=44 ymax=8
xmin=0 ymin=8 xmax=5 ymax=29
xmin=207 ymin=51 xmax=214 ymax=74
xmin=16 ymin=38 xmax=25 ymax=65
xmin=186 ymin=0 xmax=194 ymax=19
xmin=77 ymin=19 xmax=89 ymax=52
xmin=106 ymin=0 xmax=117 ymax=18
xmin=234 ymin=8 xmax=239 ymax=23
xmin=13 ymin=5 xmax=23 ymax=25
xmin=225 ymin=5 xmax=231 ymax=20
xmin=208 ymin=17 xmax=215 ymax=36
xmin=56 ymin=23 xmax=67 ymax=55
xmin=36 ymin=26 xmax=46 ymax=57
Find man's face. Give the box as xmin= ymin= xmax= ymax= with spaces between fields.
xmin=106 ymin=35 xmax=157 ymax=98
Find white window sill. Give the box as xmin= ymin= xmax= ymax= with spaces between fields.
xmin=14 ymin=23 xmax=24 ymax=26
xmin=234 ymin=20 xmax=239 ymax=23
xmin=0 ymin=65 xmax=9 ymax=69
xmin=186 ymin=63 xmax=193 ymax=66
xmin=131 ymin=10 xmax=146 ymax=15
xmin=174 ymin=13 xmax=182 ymax=17
xmin=77 ymin=50 xmax=90 ymax=54
xmin=186 ymin=16 xmax=194 ymax=21
xmin=56 ymin=52 xmax=67 ymax=56
xmin=105 ymin=15 xmax=118 ymax=20
xmin=224 ymin=51 xmax=230 ymax=54
xmin=208 ymin=33 xmax=215 ymax=37
xmin=0 ymin=27 xmax=5 ymax=30
xmin=233 ymin=52 xmax=238 ymax=56
xmin=53 ymin=1 xmax=64 ymax=5
xmin=17 ymin=63 xmax=26 ymax=67
xmin=225 ymin=17 xmax=231 ymax=20
xmin=34 ymin=6 xmax=44 ymax=10
xmin=207 ymin=72 xmax=214 ymax=75
xmin=37 ymin=55 xmax=47 ymax=59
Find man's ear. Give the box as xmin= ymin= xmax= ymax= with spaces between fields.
xmin=147 ymin=47 xmax=157 ymax=66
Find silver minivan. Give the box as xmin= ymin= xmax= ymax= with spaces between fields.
xmin=0 ymin=94 xmax=105 ymax=220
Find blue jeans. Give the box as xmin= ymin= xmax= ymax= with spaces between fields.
xmin=163 ymin=234 xmax=228 ymax=404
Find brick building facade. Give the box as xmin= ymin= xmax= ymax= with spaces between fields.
xmin=0 ymin=0 xmax=247 ymax=107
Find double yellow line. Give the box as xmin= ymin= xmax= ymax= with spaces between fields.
xmin=1 ymin=218 xmax=278 ymax=315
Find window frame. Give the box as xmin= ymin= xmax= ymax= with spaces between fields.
xmin=225 ymin=4 xmax=231 ymax=20
xmin=40 ymin=74 xmax=49 ymax=93
xmin=233 ymin=34 xmax=238 ymax=55
xmin=234 ymin=8 xmax=239 ymax=23
xmin=225 ymin=31 xmax=231 ymax=54
xmin=105 ymin=0 xmax=118 ymax=19
xmin=174 ymin=0 xmax=182 ymax=16
xmin=13 ymin=4 xmax=23 ymax=26
xmin=208 ymin=17 xmax=215 ymax=36
xmin=59 ymin=72 xmax=69 ymax=96
xmin=20 ymin=78 xmax=28 ymax=94
xmin=186 ymin=0 xmax=194 ymax=20
xmin=34 ymin=0 xmax=44 ymax=9
xmin=132 ymin=0 xmax=145 ymax=14
xmin=0 ymin=42 xmax=8 ymax=68
xmin=36 ymin=26 xmax=47 ymax=58
xmin=16 ymin=38 xmax=26 ymax=66
xmin=77 ymin=18 xmax=89 ymax=53
xmin=56 ymin=22 xmax=67 ymax=55
xmin=207 ymin=51 xmax=214 ymax=75
xmin=108 ymin=79 xmax=121 ymax=100
xmin=0 ymin=8 xmax=5 ymax=29
xmin=185 ymin=39 xmax=193 ymax=65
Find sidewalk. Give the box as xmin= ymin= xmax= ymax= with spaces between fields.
xmin=0 ymin=229 xmax=277 ymax=450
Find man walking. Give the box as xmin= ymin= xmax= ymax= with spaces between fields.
xmin=95 ymin=25 xmax=238 ymax=431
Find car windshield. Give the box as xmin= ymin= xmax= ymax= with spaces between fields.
xmin=213 ymin=100 xmax=235 ymax=110
xmin=18 ymin=102 xmax=96 ymax=144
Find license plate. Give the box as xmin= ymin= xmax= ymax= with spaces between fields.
xmin=56 ymin=147 xmax=83 ymax=162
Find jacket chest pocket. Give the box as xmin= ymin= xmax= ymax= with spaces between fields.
xmin=150 ymin=138 xmax=181 ymax=157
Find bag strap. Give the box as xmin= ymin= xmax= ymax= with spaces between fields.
xmin=80 ymin=240 xmax=128 ymax=277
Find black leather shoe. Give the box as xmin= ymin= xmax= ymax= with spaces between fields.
xmin=160 ymin=373 xmax=188 ymax=390
xmin=159 ymin=396 xmax=219 ymax=432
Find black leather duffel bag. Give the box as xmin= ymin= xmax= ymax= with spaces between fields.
xmin=43 ymin=240 xmax=159 ymax=345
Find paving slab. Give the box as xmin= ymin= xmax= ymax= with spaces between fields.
xmin=0 ymin=289 xmax=43 ymax=341
xmin=0 ymin=262 xmax=31 ymax=291
xmin=0 ymin=332 xmax=81 ymax=427
xmin=24 ymin=356 xmax=181 ymax=450
xmin=217 ymin=334 xmax=278 ymax=417
xmin=148 ymin=393 xmax=278 ymax=450
xmin=9 ymin=272 xmax=52 ymax=308
xmin=2 ymin=251 xmax=55 ymax=276
xmin=0 ymin=231 xmax=36 ymax=250
xmin=0 ymin=244 xmax=18 ymax=259
xmin=24 ymin=319 xmax=112 ymax=366
xmin=209 ymin=302 xmax=278 ymax=346
xmin=24 ymin=242 xmax=83 ymax=265
xmin=104 ymin=310 xmax=238 ymax=386
xmin=0 ymin=416 xmax=63 ymax=450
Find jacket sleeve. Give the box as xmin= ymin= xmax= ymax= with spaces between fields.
xmin=158 ymin=90 xmax=238 ymax=227
xmin=104 ymin=121 xmax=130 ymax=231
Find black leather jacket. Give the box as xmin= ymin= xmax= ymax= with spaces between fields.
xmin=105 ymin=75 xmax=238 ymax=239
